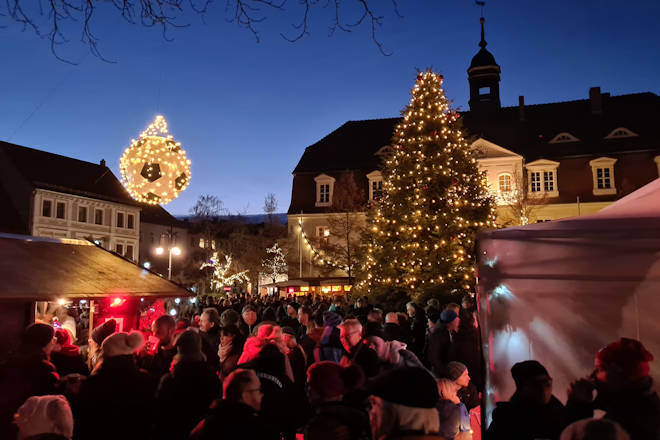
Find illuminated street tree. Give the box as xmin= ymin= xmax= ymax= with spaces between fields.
xmin=360 ymin=70 xmax=496 ymax=303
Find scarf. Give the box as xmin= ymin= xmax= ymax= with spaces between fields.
xmin=219 ymin=343 xmax=233 ymax=363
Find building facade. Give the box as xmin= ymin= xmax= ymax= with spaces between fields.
xmin=287 ymin=18 xmax=660 ymax=282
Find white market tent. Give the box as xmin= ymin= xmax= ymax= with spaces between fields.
xmin=476 ymin=178 xmax=660 ymax=422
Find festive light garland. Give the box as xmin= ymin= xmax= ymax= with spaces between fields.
xmin=298 ymin=218 xmax=350 ymax=272
xmin=200 ymin=252 xmax=250 ymax=291
xmin=120 ymin=115 xmax=191 ymax=205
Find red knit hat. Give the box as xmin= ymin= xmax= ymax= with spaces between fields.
xmin=596 ymin=338 xmax=654 ymax=381
xmin=307 ymin=361 xmax=345 ymax=399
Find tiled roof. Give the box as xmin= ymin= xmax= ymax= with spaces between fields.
xmin=291 ymin=92 xmax=660 ymax=174
xmin=0 ymin=140 xmax=180 ymax=226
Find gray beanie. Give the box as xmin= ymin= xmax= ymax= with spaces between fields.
xmin=445 ymin=361 xmax=467 ymax=381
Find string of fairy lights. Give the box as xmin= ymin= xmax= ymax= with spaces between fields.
xmin=298 ymin=218 xmax=350 ymax=272
xmin=359 ymin=70 xmax=497 ymax=294
xmin=120 ymin=115 xmax=191 ymax=205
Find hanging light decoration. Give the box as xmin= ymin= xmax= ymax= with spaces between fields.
xmin=120 ymin=115 xmax=191 ymax=205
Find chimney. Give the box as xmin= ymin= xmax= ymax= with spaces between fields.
xmin=100 ymin=159 xmax=106 ymax=167
xmin=589 ymin=87 xmax=602 ymax=115
xmin=518 ymin=96 xmax=525 ymax=121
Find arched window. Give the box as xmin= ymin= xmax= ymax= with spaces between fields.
xmin=498 ymin=173 xmax=512 ymax=192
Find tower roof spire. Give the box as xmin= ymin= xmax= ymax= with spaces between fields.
xmin=479 ymin=16 xmax=487 ymax=49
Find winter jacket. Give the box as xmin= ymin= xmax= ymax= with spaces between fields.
xmin=305 ymin=401 xmax=371 ymax=440
xmin=410 ymin=307 xmax=428 ymax=357
xmin=0 ymin=350 xmax=60 ymax=440
xmin=487 ymin=393 xmax=568 ymax=440
xmin=340 ymin=340 xmax=380 ymax=378
xmin=384 ymin=323 xmax=410 ymax=345
xmin=200 ymin=326 xmax=221 ymax=370
xmin=74 ymin=355 xmax=155 ymax=440
xmin=436 ymin=400 xmax=471 ymax=440
xmin=365 ymin=321 xmax=385 ymax=339
xmin=218 ymin=352 xmax=240 ymax=383
xmin=154 ymin=359 xmax=221 ymax=440
xmin=51 ymin=344 xmax=88 ymax=377
xmin=566 ymin=377 xmax=660 ymax=440
xmin=451 ymin=323 xmax=484 ymax=391
xmin=425 ymin=324 xmax=452 ymax=376
xmin=190 ymin=399 xmax=279 ymax=440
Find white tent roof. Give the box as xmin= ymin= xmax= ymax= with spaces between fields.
xmin=476 ymin=178 xmax=660 ymax=422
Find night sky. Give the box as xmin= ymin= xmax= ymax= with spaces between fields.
xmin=1 ymin=0 xmax=658 ymax=215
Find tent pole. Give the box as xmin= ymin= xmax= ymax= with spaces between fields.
xmin=88 ymin=300 xmax=94 ymax=342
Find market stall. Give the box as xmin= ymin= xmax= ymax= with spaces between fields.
xmin=476 ymin=178 xmax=660 ymax=423
xmin=0 ymin=232 xmax=192 ymax=355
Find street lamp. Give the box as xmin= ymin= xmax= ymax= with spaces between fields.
xmin=155 ymin=245 xmax=181 ymax=280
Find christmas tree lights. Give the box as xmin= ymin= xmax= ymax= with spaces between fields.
xmin=359 ymin=70 xmax=496 ymax=301
xmin=120 ymin=115 xmax=191 ymax=205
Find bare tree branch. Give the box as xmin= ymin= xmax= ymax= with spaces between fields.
xmin=1 ymin=0 xmax=398 ymax=62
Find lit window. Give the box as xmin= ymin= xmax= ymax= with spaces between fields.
xmin=78 ymin=206 xmax=87 ymax=223
xmin=367 ymin=170 xmax=383 ymax=201
xmin=117 ymin=212 xmax=124 ymax=228
xmin=498 ymin=174 xmax=512 ymax=192
xmin=211 ymin=240 xmax=216 ymax=250
xmin=199 ymin=238 xmax=205 ymax=248
xmin=56 ymin=202 xmax=66 ymax=219
xmin=95 ymin=209 xmax=104 ymax=225
xmin=42 ymin=200 xmax=52 ymax=217
xmin=589 ymin=157 xmax=617 ymax=196
xmin=316 ymin=226 xmax=330 ymax=248
xmin=525 ymin=159 xmax=559 ymax=197
xmin=127 ymin=214 xmax=134 ymax=229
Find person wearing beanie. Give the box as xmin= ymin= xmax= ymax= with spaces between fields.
xmin=368 ymin=367 xmax=443 ymax=439
xmin=441 ymin=361 xmax=480 ymax=411
xmin=14 ymin=395 xmax=74 ymax=440
xmin=566 ymin=338 xmax=660 ymax=440
xmin=488 ymin=360 xmax=568 ymax=440
xmin=75 ymin=331 xmax=155 ymax=440
xmin=339 ymin=319 xmax=380 ymax=378
xmin=87 ymin=319 xmax=116 ymax=371
xmin=318 ymin=311 xmax=344 ymax=363
xmin=304 ymin=361 xmax=370 ymax=440
xmin=280 ymin=303 xmax=302 ymax=332
xmin=50 ymin=328 xmax=88 ymax=377
xmin=154 ymin=330 xmax=220 ymax=440
xmin=436 ymin=377 xmax=472 ymax=440
xmin=425 ymin=307 xmax=459 ymax=377
xmin=0 ymin=323 xmax=60 ymax=440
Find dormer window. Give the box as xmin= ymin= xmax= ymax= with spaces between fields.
xmin=605 ymin=127 xmax=638 ymax=139
xmin=366 ymin=171 xmax=383 ymax=201
xmin=525 ymin=159 xmax=560 ymax=198
xmin=314 ymin=174 xmax=336 ymax=207
xmin=589 ymin=157 xmax=617 ymax=195
xmin=375 ymin=145 xmax=394 ymax=158
xmin=548 ymin=132 xmax=580 ymax=144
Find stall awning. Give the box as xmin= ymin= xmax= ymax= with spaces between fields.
xmin=0 ymin=233 xmax=192 ymax=300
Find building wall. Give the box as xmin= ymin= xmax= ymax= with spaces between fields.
xmin=31 ymin=189 xmax=140 ymax=261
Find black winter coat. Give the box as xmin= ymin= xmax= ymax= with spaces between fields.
xmin=305 ymin=401 xmax=371 ymax=440
xmin=340 ymin=340 xmax=380 ymax=378
xmin=0 ymin=351 xmax=60 ymax=440
xmin=424 ymin=324 xmax=452 ymax=376
xmin=190 ymin=400 xmax=279 ymax=440
xmin=154 ymin=359 xmax=221 ymax=440
xmin=487 ymin=393 xmax=568 ymax=440
xmin=200 ymin=327 xmax=221 ymax=370
xmin=74 ymin=355 xmax=155 ymax=440
xmin=383 ymin=323 xmax=410 ymax=345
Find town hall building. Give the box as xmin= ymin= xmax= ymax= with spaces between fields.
xmin=286 ymin=17 xmax=660 ymax=289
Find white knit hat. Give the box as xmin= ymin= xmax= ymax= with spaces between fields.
xmin=101 ymin=331 xmax=144 ymax=358
xmin=14 ymin=395 xmax=74 ymax=439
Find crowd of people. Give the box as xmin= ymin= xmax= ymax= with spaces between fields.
xmin=0 ymin=293 xmax=658 ymax=440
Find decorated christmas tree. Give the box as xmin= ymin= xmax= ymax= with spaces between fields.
xmin=360 ymin=70 xmax=496 ymax=303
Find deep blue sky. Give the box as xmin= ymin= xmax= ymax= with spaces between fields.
xmin=1 ymin=0 xmax=658 ymax=215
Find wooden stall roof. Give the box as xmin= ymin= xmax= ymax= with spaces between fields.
xmin=0 ymin=233 xmax=192 ymax=300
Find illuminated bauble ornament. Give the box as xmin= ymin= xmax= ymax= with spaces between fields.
xmin=120 ymin=115 xmax=191 ymax=205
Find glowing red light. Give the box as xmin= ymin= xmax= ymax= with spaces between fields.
xmin=110 ymin=297 xmax=126 ymax=307
xmin=288 ymin=287 xmax=295 ymax=294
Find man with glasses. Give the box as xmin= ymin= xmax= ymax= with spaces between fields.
xmin=338 ymin=319 xmax=380 ymax=378
xmin=191 ymin=369 xmax=278 ymax=439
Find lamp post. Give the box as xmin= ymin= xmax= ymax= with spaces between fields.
xmin=155 ymin=244 xmax=181 ymax=280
